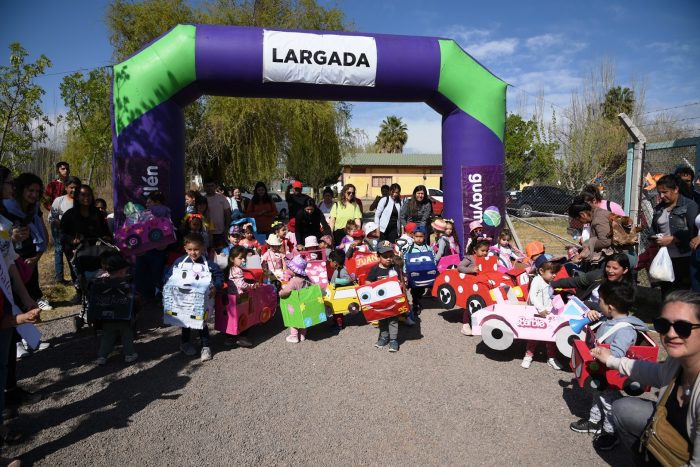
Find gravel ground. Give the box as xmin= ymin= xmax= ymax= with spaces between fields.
xmin=5 ymin=297 xmax=631 ymax=466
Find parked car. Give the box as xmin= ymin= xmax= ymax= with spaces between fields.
xmin=242 ymin=192 xmax=289 ymax=218
xmin=506 ymin=185 xmax=574 ymax=218
xmin=428 ymin=188 xmax=443 ymax=203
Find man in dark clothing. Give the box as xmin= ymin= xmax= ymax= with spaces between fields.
xmin=285 ymin=180 xmax=312 ymax=219
xmin=675 ymin=166 xmax=700 ymax=206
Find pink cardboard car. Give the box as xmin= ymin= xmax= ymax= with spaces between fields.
xmin=116 ymin=210 xmax=176 ymax=256
xmin=471 ymin=302 xmax=586 ymax=358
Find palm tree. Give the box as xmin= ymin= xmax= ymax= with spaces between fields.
xmin=601 ymin=86 xmax=635 ymax=121
xmin=375 ymin=115 xmax=408 ymax=153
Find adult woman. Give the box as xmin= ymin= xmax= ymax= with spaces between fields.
xmin=317 ymin=187 xmax=335 ymax=223
xmin=652 ymin=174 xmax=698 ymax=295
xmin=295 ymin=198 xmax=331 ymax=248
xmin=48 ymin=176 xmax=80 ymax=283
xmin=245 ymin=182 xmax=278 ymax=234
xmin=580 ymin=184 xmax=626 ymax=216
xmin=329 ymin=184 xmax=362 ymax=245
xmin=374 ymin=183 xmax=402 ymax=243
xmin=60 ymin=185 xmax=111 ymax=280
xmin=567 ymin=197 xmax=617 ymax=267
xmin=3 ymin=173 xmax=49 ymax=308
xmin=594 ymin=291 xmax=700 ymax=465
xmin=228 ymin=187 xmax=248 ymax=217
xmin=552 ymin=253 xmax=631 ymax=311
xmin=400 ymin=185 xmax=433 ymax=231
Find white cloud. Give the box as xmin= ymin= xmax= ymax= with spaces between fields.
xmin=467 ymin=38 xmax=519 ymax=60
xmin=525 ymin=34 xmax=561 ymax=50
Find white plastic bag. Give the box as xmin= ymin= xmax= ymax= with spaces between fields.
xmin=649 ymin=246 xmax=675 ymax=282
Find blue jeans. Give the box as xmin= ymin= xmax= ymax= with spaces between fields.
xmin=182 ymin=325 xmax=210 ymax=348
xmin=0 ymin=327 xmax=13 ymax=425
xmin=51 ymin=223 xmax=64 ymax=280
xmin=610 ymin=397 xmax=659 ymax=466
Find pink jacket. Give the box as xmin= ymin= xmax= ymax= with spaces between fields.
xmin=261 ymin=249 xmax=285 ymax=272
xmin=228 ymin=266 xmax=253 ymax=293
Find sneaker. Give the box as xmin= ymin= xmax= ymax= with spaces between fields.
xmin=286 ymin=334 xmax=299 ymax=343
xmin=405 ymin=316 xmax=416 ymax=326
xmin=124 ymin=353 xmax=138 ymax=363
xmin=388 ymin=340 xmax=399 ymax=352
xmin=200 ymin=347 xmax=212 ymax=362
xmin=460 ymin=323 xmax=473 ymax=336
xmin=15 ymin=342 xmax=29 ymax=360
xmin=570 ymin=418 xmax=602 ymax=434
xmin=236 ymin=336 xmax=253 ymax=348
xmin=179 ymin=342 xmax=197 ymax=356
xmin=547 ymin=357 xmax=563 ymax=370
xmin=96 ymin=357 xmax=107 ymax=366
xmin=37 ymin=299 xmax=53 ymax=311
xmin=593 ymin=432 xmax=619 ymax=451
xmin=374 ymin=337 xmax=389 ymax=349
xmin=521 ymin=356 xmax=533 ymax=369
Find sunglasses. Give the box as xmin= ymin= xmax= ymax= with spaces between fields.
xmin=653 ymin=317 xmax=700 ymax=338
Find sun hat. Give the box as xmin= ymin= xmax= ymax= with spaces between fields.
xmin=363 ymin=222 xmax=379 ymax=236
xmin=469 ymin=220 xmax=483 ymax=232
xmin=286 ymin=256 xmax=308 ymax=276
xmin=304 ymin=236 xmax=319 ymax=248
xmin=351 ymin=229 xmax=365 ymax=239
xmin=404 ymin=222 xmax=417 ymax=234
xmin=266 ymin=233 xmax=282 ymax=246
xmin=525 ymin=241 xmax=545 ymax=259
xmin=376 ymin=240 xmax=394 ymax=254
xmin=319 ymin=235 xmax=333 ymax=246
xmin=431 ymin=218 xmax=447 ymax=232
xmin=292 ymin=180 xmax=303 ymax=189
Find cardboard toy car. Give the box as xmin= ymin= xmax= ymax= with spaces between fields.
xmin=214 ymin=284 xmax=277 ymax=335
xmin=405 ymin=249 xmax=438 ymax=288
xmin=116 ymin=210 xmax=176 ymax=256
xmin=280 ymin=284 xmax=327 ymax=329
xmin=570 ymin=332 xmax=658 ymax=396
xmin=471 ymin=302 xmax=586 ymax=358
xmin=300 ymin=249 xmax=329 ymax=290
xmin=242 ymin=250 xmax=263 ymax=283
xmin=346 ymin=251 xmax=379 ymax=285
xmin=86 ymin=276 xmax=135 ymax=322
xmin=163 ymin=261 xmax=215 ymax=330
xmin=324 ymin=283 xmax=361 ymax=315
xmin=358 ymin=276 xmax=410 ymax=322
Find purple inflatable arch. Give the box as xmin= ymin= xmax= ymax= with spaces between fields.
xmin=112 ymin=24 xmax=507 ymax=247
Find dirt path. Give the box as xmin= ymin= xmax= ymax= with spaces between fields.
xmin=6 ymin=299 xmax=628 ymax=466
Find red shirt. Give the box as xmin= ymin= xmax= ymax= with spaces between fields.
xmin=44 ymin=179 xmax=65 ymax=211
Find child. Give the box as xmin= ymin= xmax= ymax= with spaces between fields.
xmin=328 ymin=249 xmax=352 ymax=332
xmin=182 ymin=213 xmax=210 ymax=250
xmin=465 ymin=220 xmax=486 ymax=253
xmin=363 ymin=222 xmax=380 ymax=251
xmin=185 ymin=190 xmax=197 ymax=214
xmin=319 ymin=235 xmax=333 ymax=258
xmin=337 ymin=219 xmax=359 ymax=252
xmin=570 ymin=281 xmax=645 ymax=451
xmin=442 ymin=219 xmax=460 ymax=256
xmin=279 ymin=256 xmax=310 ymax=343
xmin=367 ymin=241 xmax=403 ymax=352
xmin=397 ymin=222 xmax=416 ymax=256
xmin=521 ymin=258 xmax=563 ymax=370
xmin=146 ymin=190 xmax=171 ymax=218
xmin=167 ymin=233 xmax=223 ymax=362
xmin=346 ymin=225 xmax=377 ymax=258
xmin=431 ymin=218 xmax=450 ymax=262
xmin=239 ymin=223 xmax=260 ymax=252
xmin=269 ymin=221 xmax=294 ymax=257
xmin=285 ymin=218 xmax=298 ymax=250
xmin=404 ymin=225 xmax=433 ymax=323
xmin=261 ymin=234 xmax=285 ymax=280
xmin=227 ymin=245 xmax=257 ymax=294
xmin=457 ymin=238 xmax=492 ymax=335
xmin=227 ymin=225 xmax=242 ymax=249
xmin=95 ymin=253 xmax=138 ymax=366
xmin=490 ymin=229 xmax=525 ymax=271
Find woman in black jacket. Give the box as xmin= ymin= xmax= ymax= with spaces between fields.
xmin=60 ymin=185 xmax=112 ymax=271
xmin=295 ymin=198 xmax=331 ymax=249
xmin=400 ymin=185 xmax=433 ymax=231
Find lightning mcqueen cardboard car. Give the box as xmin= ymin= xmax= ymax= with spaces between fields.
xmin=358 ymin=277 xmax=409 ymax=322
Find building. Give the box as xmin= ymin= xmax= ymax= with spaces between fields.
xmin=340 ymin=153 xmax=442 ymax=199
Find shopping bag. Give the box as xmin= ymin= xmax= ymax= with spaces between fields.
xmin=280 ymin=285 xmax=327 ymax=328
xmin=649 ymin=246 xmax=675 ymax=282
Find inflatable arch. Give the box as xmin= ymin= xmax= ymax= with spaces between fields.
xmin=111 ymin=24 xmax=507 ymax=246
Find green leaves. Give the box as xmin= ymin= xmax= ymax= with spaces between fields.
xmin=504 ymin=113 xmax=558 ymax=189
xmin=0 ymin=43 xmax=52 ymax=168
xmin=375 ymin=115 xmax=408 ymax=153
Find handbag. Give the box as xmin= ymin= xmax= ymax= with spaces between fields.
xmin=641 ymin=376 xmax=691 ymax=467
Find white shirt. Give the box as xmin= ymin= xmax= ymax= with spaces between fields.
xmin=49 ymin=195 xmax=74 ymax=223
xmin=527 ymin=274 xmax=553 ymax=312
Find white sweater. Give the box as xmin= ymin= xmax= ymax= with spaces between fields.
xmin=527 ymin=274 xmax=553 ymax=312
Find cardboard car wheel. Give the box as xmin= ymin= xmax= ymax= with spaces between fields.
xmin=584 ymin=375 xmax=607 ymax=392
xmin=466 ymin=294 xmax=487 ymax=315
xmin=148 ymin=228 xmax=163 ymax=241
xmin=437 ymin=284 xmax=457 ymax=309
xmin=260 ymin=306 xmax=272 ymax=323
xmin=126 ymin=235 xmax=141 ymax=248
xmin=347 ymin=302 xmax=360 ymax=314
xmin=623 ymin=378 xmax=644 ymax=397
xmin=481 ymin=319 xmax=514 ymax=351
xmin=554 ymin=325 xmax=585 ymax=358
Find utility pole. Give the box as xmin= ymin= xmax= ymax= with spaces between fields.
xmin=618 ymin=113 xmax=646 ymax=225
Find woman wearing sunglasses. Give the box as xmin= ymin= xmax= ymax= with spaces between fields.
xmin=592 ymin=290 xmax=700 ymax=464
xmin=329 ymin=184 xmax=362 ymax=246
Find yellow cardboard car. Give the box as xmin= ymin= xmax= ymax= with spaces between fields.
xmin=324 ymin=283 xmax=361 ymax=315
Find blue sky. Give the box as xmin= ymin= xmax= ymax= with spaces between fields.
xmin=2 ymin=0 xmax=699 ymax=152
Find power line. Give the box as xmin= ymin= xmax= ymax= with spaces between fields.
xmin=638 ymin=116 xmax=700 ymax=127
xmin=644 ymin=127 xmax=700 ymax=138
xmin=35 ymin=65 xmax=112 ymax=78
xmin=641 ymin=101 xmax=700 ymax=115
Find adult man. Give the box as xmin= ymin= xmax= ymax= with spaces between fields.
xmin=674 ymin=166 xmax=700 ymax=206
xmin=43 ymin=161 xmax=70 ymax=283
xmin=285 ymin=180 xmax=312 ymax=219
xmin=203 ymin=179 xmax=231 ymax=245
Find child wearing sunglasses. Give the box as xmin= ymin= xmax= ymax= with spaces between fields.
xmin=570 ymin=281 xmax=647 ymax=451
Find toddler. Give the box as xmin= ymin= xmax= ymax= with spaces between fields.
xmin=279 ymin=256 xmax=311 ymax=343
xmin=319 ymin=235 xmax=333 ymax=258
xmin=182 ymin=213 xmax=210 ymax=250
xmin=403 ymin=226 xmax=433 ymax=323
xmin=457 ymin=238 xmax=491 ymax=335
xmin=490 ymin=229 xmax=525 ymax=271
xmin=397 ymin=222 xmax=416 ymax=256
xmin=285 ymin=218 xmax=298 ymax=250
xmin=261 ymin=233 xmax=286 ymax=280
xmin=338 ymin=220 xmax=359 ymax=252
xmin=239 ymin=223 xmax=260 ymax=252
xmin=328 ymin=249 xmax=352 ymax=332
xmin=146 ymin=190 xmax=171 ymax=218
xmin=227 ymin=245 xmax=257 ymax=295
xmin=521 ymin=258 xmax=563 ymax=370
xmin=367 ymin=241 xmax=404 ymax=352
xmin=185 ymin=190 xmax=197 ymax=214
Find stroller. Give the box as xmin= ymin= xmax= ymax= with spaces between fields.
xmin=70 ymin=238 xmax=122 ymax=331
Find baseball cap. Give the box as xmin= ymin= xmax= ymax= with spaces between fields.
xmin=292 ymin=180 xmax=303 ymax=189
xmin=376 ymin=240 xmax=394 ymax=254
xmin=404 ymin=222 xmax=417 ymax=234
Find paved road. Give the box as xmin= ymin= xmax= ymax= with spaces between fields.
xmin=7 ymin=299 xmax=628 ymax=465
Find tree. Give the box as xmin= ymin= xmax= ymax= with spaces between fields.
xmin=375 ymin=115 xmax=408 ymax=153
xmin=60 ymin=68 xmax=112 ymax=186
xmin=504 ymin=113 xmax=558 ymax=189
xmin=0 ymin=43 xmax=52 ymax=168
xmin=601 ymin=86 xmax=634 ymax=121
